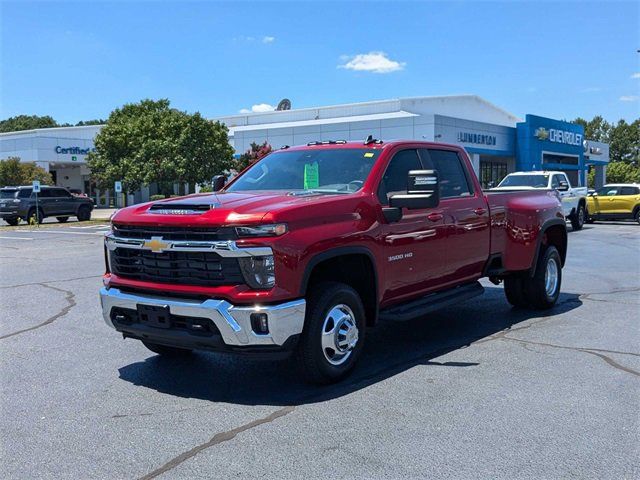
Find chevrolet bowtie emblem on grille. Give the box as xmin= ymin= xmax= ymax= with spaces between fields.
xmin=143 ymin=236 xmax=170 ymax=253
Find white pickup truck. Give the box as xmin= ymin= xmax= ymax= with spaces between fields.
xmin=492 ymin=171 xmax=588 ymax=230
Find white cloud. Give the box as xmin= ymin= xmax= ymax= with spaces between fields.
xmin=619 ymin=95 xmax=639 ymax=102
xmin=631 ymin=73 xmax=640 ymax=79
xmin=239 ymin=103 xmax=276 ymax=114
xmin=234 ymin=35 xmax=275 ymax=44
xmin=338 ymin=51 xmax=405 ymax=74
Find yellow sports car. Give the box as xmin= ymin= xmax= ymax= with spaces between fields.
xmin=586 ymin=184 xmax=640 ymax=224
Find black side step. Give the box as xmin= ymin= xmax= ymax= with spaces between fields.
xmin=379 ymin=282 xmax=484 ymax=322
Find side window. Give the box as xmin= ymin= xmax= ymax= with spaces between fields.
xmin=52 ymin=189 xmax=72 ymax=198
xmin=419 ymin=149 xmax=472 ymax=198
xmin=377 ymin=149 xmax=422 ymax=205
xmin=597 ymin=187 xmax=619 ymax=196
xmin=551 ymin=175 xmax=560 ymax=188
xmin=39 ymin=187 xmax=52 ymax=197
xmin=620 ymin=186 xmax=639 ymax=195
xmin=18 ymin=189 xmax=33 ymax=198
xmin=559 ymin=174 xmax=570 ymax=187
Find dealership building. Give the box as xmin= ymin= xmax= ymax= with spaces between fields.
xmin=0 ymin=95 xmax=610 ymax=205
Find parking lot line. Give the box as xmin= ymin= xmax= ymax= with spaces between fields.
xmin=0 ymin=236 xmax=34 ymax=240
xmin=25 ymin=230 xmax=106 ymax=236
xmin=70 ymin=225 xmax=111 ymax=230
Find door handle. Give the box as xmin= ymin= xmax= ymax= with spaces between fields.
xmin=473 ymin=207 xmax=487 ymax=216
xmin=427 ymin=213 xmax=443 ymax=222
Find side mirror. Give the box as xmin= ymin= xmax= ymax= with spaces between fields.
xmin=388 ymin=170 xmax=440 ymax=212
xmin=557 ymin=181 xmax=569 ymax=192
xmin=212 ymin=175 xmax=227 ymax=192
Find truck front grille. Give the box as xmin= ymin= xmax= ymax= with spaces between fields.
xmin=109 ymin=248 xmax=244 ymax=286
xmin=112 ymin=224 xmax=237 ymax=242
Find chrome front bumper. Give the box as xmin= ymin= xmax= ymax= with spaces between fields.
xmin=99 ymin=287 xmax=306 ymax=348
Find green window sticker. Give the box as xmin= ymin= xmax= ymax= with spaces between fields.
xmin=303 ymin=162 xmax=319 ymax=189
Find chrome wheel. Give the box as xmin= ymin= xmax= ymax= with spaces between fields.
xmin=578 ymin=207 xmax=584 ymax=226
xmin=321 ymin=304 xmax=359 ymax=366
xmin=544 ymin=257 xmax=559 ymax=297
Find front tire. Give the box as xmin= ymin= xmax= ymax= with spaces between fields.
xmin=635 ymin=209 xmax=640 ymax=225
xmin=4 ymin=217 xmax=19 ymax=226
xmin=522 ymin=246 xmax=562 ymax=310
xmin=142 ymin=341 xmax=192 ymax=357
xmin=77 ymin=205 xmax=91 ymax=222
xmin=297 ymin=282 xmax=366 ymax=384
xmin=570 ymin=204 xmax=585 ymax=230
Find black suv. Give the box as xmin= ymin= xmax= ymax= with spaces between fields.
xmin=0 ymin=186 xmax=94 ymax=226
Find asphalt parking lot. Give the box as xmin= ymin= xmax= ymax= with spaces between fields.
xmin=0 ymin=221 xmax=638 ymax=479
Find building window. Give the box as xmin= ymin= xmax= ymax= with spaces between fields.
xmin=542 ymin=153 xmax=579 ymax=166
xmin=480 ymin=161 xmax=507 ymax=188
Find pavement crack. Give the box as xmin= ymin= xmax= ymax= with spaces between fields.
xmin=0 ymin=274 xmax=101 ymax=289
xmin=501 ymin=336 xmax=640 ymax=377
xmin=138 ymin=406 xmax=295 ymax=480
xmin=0 ymin=283 xmax=76 ymax=340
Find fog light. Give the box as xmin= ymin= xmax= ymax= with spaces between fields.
xmin=250 ymin=313 xmax=269 ymax=334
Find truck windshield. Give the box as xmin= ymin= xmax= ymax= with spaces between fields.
xmin=498 ymin=174 xmax=549 ymax=188
xmin=0 ymin=189 xmax=18 ymax=199
xmin=227 ymin=148 xmax=381 ymax=194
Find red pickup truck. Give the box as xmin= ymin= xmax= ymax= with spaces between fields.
xmin=100 ymin=140 xmax=567 ymax=383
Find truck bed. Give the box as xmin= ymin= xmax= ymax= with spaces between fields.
xmin=484 ymin=189 xmax=565 ymax=272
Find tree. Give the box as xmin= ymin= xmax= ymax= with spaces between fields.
xmin=87 ymin=99 xmax=234 ymax=193
xmin=0 ymin=115 xmax=58 ymax=133
xmin=235 ymin=141 xmax=273 ymax=171
xmin=608 ymin=119 xmax=640 ymax=165
xmin=573 ymin=116 xmax=612 ymax=143
xmin=0 ymin=157 xmax=52 ymax=186
xmin=605 ymin=161 xmax=640 ymax=184
xmin=76 ymin=119 xmax=105 ymax=126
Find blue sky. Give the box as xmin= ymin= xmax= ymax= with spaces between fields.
xmin=2 ymin=1 xmax=639 ymax=124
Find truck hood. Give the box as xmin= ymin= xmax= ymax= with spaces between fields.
xmin=111 ymin=191 xmax=365 ymax=226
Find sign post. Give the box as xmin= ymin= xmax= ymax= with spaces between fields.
xmin=32 ymin=180 xmax=41 ymax=227
xmin=114 ymin=181 xmax=122 ymax=208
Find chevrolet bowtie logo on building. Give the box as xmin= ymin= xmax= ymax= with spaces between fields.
xmin=535 ymin=127 xmax=550 ymax=141
xmin=143 ymin=236 xmax=170 ymax=253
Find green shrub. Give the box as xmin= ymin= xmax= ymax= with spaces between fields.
xmin=149 ymin=194 xmax=165 ymax=201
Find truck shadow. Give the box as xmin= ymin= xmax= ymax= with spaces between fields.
xmin=117 ymin=286 xmax=582 ymax=406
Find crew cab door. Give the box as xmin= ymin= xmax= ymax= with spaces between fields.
xmin=612 ymin=186 xmax=640 ymax=213
xmin=377 ymin=148 xmax=448 ymax=302
xmin=51 ymin=188 xmax=75 ymax=215
xmin=419 ymin=148 xmax=490 ymax=283
xmin=552 ymin=173 xmax=575 ymax=217
xmin=591 ymin=186 xmax=620 ymax=214
xmin=38 ymin=188 xmax=58 ymax=216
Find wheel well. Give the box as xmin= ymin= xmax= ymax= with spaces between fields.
xmin=633 ymin=204 xmax=640 ymax=216
xmin=542 ymin=224 xmax=567 ymax=267
xmin=578 ymin=198 xmax=586 ymax=208
xmin=305 ymin=254 xmax=378 ymax=326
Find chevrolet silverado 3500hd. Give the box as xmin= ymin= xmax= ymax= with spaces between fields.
xmin=100 ymin=140 xmax=567 ymax=383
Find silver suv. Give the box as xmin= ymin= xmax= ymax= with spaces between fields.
xmin=0 ymin=186 xmax=94 ymax=226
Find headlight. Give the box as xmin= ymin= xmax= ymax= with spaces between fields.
xmin=235 ymin=224 xmax=287 ymax=237
xmin=238 ymin=255 xmax=275 ymax=289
